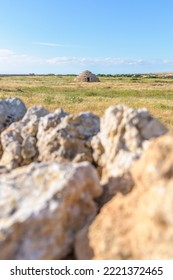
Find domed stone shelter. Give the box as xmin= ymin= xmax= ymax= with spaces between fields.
xmin=75 ymin=70 xmax=100 ymax=82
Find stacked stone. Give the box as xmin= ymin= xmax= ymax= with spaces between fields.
xmin=0 ymin=97 xmax=173 ymax=260
xmin=75 ymin=70 xmax=100 ymax=82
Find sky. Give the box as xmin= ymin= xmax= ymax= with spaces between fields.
xmin=0 ymin=0 xmax=173 ymax=74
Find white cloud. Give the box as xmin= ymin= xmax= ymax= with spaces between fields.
xmin=0 ymin=49 xmax=15 ymax=55
xmin=32 ymin=42 xmax=67 ymax=47
xmin=0 ymin=49 xmax=42 ymax=64
xmin=43 ymin=57 xmax=148 ymax=66
xmin=0 ymin=49 xmax=15 ymax=62
xmin=32 ymin=42 xmax=80 ymax=48
xmin=0 ymin=48 xmax=173 ymax=73
xmin=163 ymin=59 xmax=173 ymax=64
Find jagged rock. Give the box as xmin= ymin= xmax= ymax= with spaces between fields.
xmin=0 ymin=106 xmax=49 ymax=168
xmin=36 ymin=108 xmax=69 ymax=162
xmin=37 ymin=108 xmax=69 ymax=136
xmin=37 ymin=112 xmax=100 ymax=163
xmin=0 ymin=98 xmax=172 ymax=260
xmin=0 ymin=161 xmax=101 ymax=259
xmin=79 ymin=133 xmax=173 ymax=260
xmin=0 ymin=97 xmax=27 ymax=133
xmin=91 ymin=105 xmax=168 ymax=201
xmin=0 ymin=106 xmax=99 ymax=169
xmin=93 ymin=105 xmax=168 ymax=179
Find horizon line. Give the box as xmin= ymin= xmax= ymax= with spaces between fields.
xmin=0 ymin=71 xmax=173 ymax=76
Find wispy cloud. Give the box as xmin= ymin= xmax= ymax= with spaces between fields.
xmin=32 ymin=42 xmax=80 ymax=48
xmin=0 ymin=49 xmax=42 ymax=64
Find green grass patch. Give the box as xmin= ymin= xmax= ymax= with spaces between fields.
xmin=1 ymin=74 xmax=173 ymax=130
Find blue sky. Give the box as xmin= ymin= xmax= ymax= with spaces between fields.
xmin=1 ymin=0 xmax=173 ymax=74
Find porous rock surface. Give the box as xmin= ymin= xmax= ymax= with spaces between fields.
xmin=93 ymin=105 xmax=168 ymax=179
xmin=0 ymin=105 xmax=100 ymax=168
xmin=91 ymin=105 xmax=168 ymax=203
xmin=0 ymin=97 xmax=172 ymax=260
xmin=0 ymin=97 xmax=26 ymax=133
xmin=75 ymin=133 xmax=173 ymax=260
xmin=0 ymin=105 xmax=49 ymax=168
xmin=0 ymin=161 xmax=101 ymax=259
xmin=37 ymin=111 xmax=100 ymax=163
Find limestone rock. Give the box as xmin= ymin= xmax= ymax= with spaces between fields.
xmin=0 ymin=161 xmax=101 ymax=259
xmin=37 ymin=108 xmax=69 ymax=136
xmin=82 ymin=133 xmax=173 ymax=260
xmin=91 ymin=105 xmax=168 ymax=200
xmin=37 ymin=112 xmax=100 ymax=163
xmin=96 ymin=105 xmax=168 ymax=178
xmin=0 ymin=106 xmax=99 ymax=169
xmin=131 ymin=132 xmax=173 ymax=188
xmin=0 ymin=106 xmax=49 ymax=168
xmin=0 ymin=97 xmax=26 ymax=132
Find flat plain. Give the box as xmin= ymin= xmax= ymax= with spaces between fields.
xmin=0 ymin=74 xmax=173 ymax=130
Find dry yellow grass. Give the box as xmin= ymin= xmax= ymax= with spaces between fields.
xmin=0 ymin=74 xmax=173 ymax=130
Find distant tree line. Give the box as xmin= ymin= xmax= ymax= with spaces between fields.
xmin=97 ymin=74 xmax=143 ymax=78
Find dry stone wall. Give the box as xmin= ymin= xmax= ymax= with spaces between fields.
xmin=77 ymin=133 xmax=173 ymax=260
xmin=0 ymin=97 xmax=172 ymax=260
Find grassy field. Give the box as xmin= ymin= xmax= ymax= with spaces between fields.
xmin=0 ymin=74 xmax=173 ymax=130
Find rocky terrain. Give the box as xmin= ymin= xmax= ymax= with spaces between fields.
xmin=0 ymin=97 xmax=172 ymax=259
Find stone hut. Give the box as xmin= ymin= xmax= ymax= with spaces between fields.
xmin=75 ymin=70 xmax=100 ymax=82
